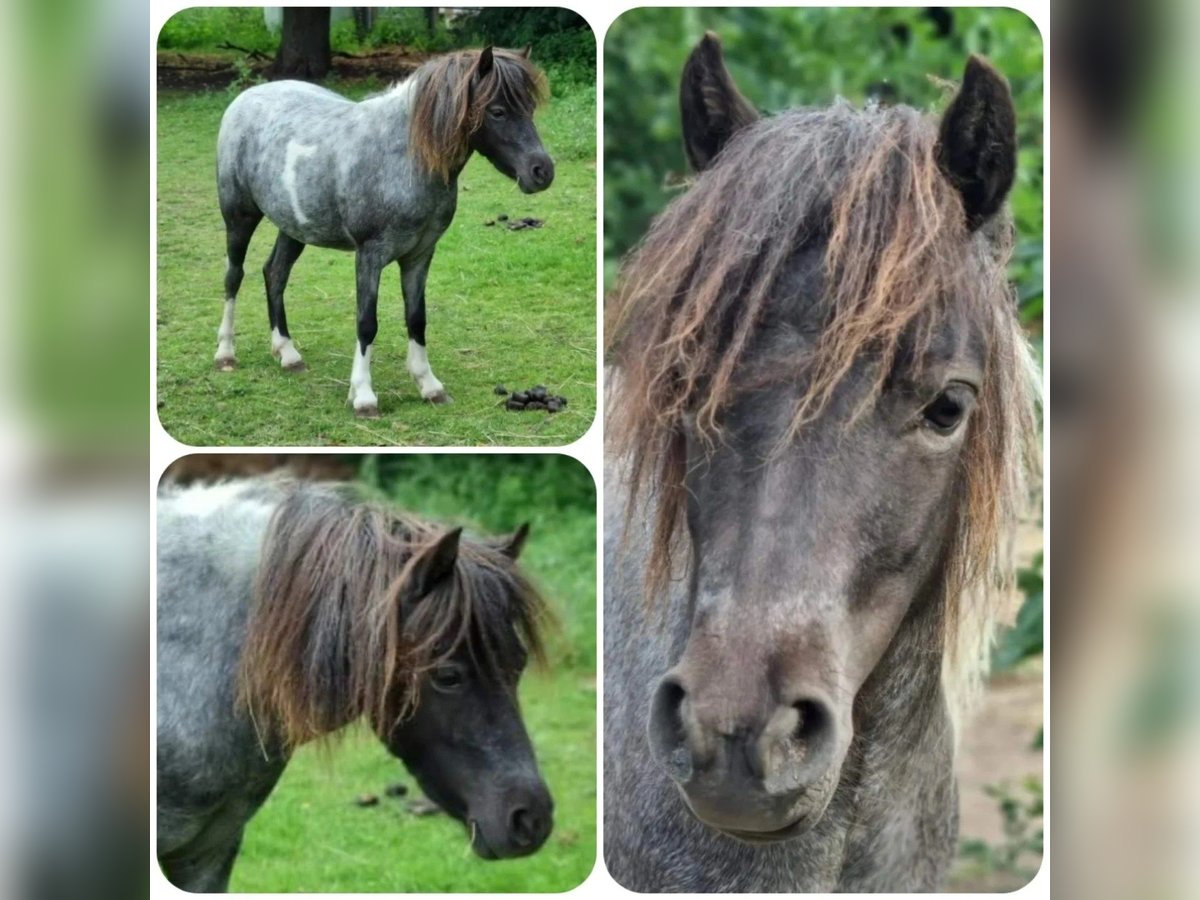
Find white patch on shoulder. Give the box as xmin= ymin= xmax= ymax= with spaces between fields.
xmin=282 ymin=140 xmax=317 ymax=225
xmin=271 ymin=327 xmax=304 ymax=369
xmin=407 ymin=340 xmax=444 ymax=399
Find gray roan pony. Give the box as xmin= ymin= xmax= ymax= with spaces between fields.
xmin=213 ymin=47 xmax=554 ymax=416
xmin=157 ymin=479 xmax=553 ymax=891
xmin=603 ymin=34 xmax=1038 ymax=891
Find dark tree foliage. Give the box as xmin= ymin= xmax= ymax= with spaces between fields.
xmin=454 ymin=8 xmax=593 ymax=69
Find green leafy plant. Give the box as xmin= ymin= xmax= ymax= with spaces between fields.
xmin=959 ymin=776 xmax=1043 ymax=881
xmin=993 ymin=552 xmax=1044 ymax=672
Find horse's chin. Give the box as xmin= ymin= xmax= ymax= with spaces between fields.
xmin=716 ymin=818 xmax=816 ymax=844
xmin=677 ymin=788 xmax=828 ymax=844
xmin=516 ymin=177 xmax=548 ymax=195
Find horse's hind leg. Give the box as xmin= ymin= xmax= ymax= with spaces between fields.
xmin=400 ymin=252 xmax=450 ymax=404
xmin=262 ymin=231 xmax=307 ymax=372
xmin=214 ymin=205 xmax=262 ymax=371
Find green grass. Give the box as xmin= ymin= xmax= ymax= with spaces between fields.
xmin=230 ymin=672 xmax=596 ymax=892
xmin=156 ymin=83 xmax=596 ymax=446
xmin=228 ymin=456 xmax=596 ymax=891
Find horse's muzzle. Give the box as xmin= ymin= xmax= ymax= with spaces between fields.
xmin=519 ymin=153 xmax=555 ymax=193
xmin=468 ymin=779 xmax=554 ymax=859
xmin=647 ymin=670 xmax=844 ymax=838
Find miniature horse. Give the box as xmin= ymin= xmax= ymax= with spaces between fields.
xmin=213 ymin=47 xmax=553 ymax=416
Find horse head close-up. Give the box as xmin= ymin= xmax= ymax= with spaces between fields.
xmin=604 ymin=32 xmax=1039 ymax=892
xmin=212 ymin=45 xmax=553 ymax=415
xmin=157 ymin=479 xmax=552 ymax=891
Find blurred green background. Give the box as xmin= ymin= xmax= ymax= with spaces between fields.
xmin=603 ymin=5 xmax=1043 ymax=338
xmin=212 ymin=454 xmax=596 ymax=891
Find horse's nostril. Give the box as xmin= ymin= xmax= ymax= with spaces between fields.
xmin=790 ymin=698 xmax=836 ymax=771
xmin=531 ymin=164 xmax=547 ymax=183
xmin=509 ymin=806 xmax=538 ymax=846
xmin=648 ymin=675 xmax=694 ymax=782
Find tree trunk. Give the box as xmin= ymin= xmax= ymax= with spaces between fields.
xmin=268 ymin=8 xmax=331 ymax=81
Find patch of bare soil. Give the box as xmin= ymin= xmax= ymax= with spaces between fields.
xmin=157 ymin=48 xmax=432 ymax=92
xmin=947 ymin=660 xmax=1044 ymax=892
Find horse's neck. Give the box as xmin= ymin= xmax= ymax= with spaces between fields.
xmin=833 ymin=586 xmax=958 ymax=890
xmin=379 ymin=77 xmax=469 ymax=184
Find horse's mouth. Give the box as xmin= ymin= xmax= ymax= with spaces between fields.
xmin=679 ymin=793 xmax=814 ymax=844
xmin=517 ymin=178 xmax=550 ymax=195
xmin=716 ymin=818 xmax=812 ymax=844
xmin=468 ymin=819 xmax=499 ymax=860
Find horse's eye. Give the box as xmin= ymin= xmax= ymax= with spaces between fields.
xmin=431 ymin=664 xmax=465 ymax=692
xmin=921 ymin=384 xmax=974 ymax=434
xmin=488 ymin=106 xmax=506 ymax=120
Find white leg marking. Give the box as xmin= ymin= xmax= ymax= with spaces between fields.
xmin=348 ymin=342 xmax=378 ymax=413
xmin=407 ymin=340 xmax=446 ymax=400
xmin=282 ymin=141 xmax=317 ymax=226
xmin=270 ymin=327 xmax=304 ymax=370
xmin=214 ymin=297 xmax=236 ymax=367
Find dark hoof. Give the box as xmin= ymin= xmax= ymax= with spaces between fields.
xmin=214 ymin=357 xmax=236 ymax=372
xmin=425 ymin=391 xmax=452 ymax=405
xmin=355 ymin=794 xmax=380 ymax=808
xmin=283 ymin=360 xmax=307 ymax=373
xmin=385 ymin=783 xmax=409 ymax=798
xmin=355 ymin=404 xmax=380 ymax=419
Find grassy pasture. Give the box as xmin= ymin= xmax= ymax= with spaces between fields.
xmin=156 ymin=81 xmax=596 ymax=447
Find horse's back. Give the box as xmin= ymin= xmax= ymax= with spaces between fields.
xmin=216 ymin=82 xmax=375 ymax=246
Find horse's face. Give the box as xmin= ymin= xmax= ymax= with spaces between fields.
xmin=649 ymin=267 xmax=988 ymax=841
xmin=386 ymin=637 xmax=552 ymax=859
xmin=383 ymin=530 xmax=552 ymax=860
xmin=467 ymin=47 xmax=554 ymax=193
xmin=644 ymin=36 xmax=1018 ymax=842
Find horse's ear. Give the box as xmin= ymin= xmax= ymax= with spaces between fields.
xmin=679 ymin=31 xmax=759 ymax=173
xmin=477 ymin=46 xmax=495 ymax=78
xmin=409 ymin=527 xmax=461 ymax=600
xmin=518 ymin=44 xmax=531 ymax=59
xmin=936 ymin=55 xmax=1018 ymax=231
xmin=498 ymin=522 xmax=531 ymax=560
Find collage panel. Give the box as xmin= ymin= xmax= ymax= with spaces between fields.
xmin=144 ymin=4 xmax=1048 ymax=897
xmin=155 ymin=7 xmax=596 ymax=447
xmin=156 ymin=453 xmax=596 ymax=891
xmin=603 ymin=7 xmax=1044 ymax=893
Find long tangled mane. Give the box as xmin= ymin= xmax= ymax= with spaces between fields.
xmin=606 ymin=100 xmax=1038 ymax=704
xmin=236 ymin=483 xmax=546 ymax=750
xmin=408 ymin=47 xmax=547 ymax=183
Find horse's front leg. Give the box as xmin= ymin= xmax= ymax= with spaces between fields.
xmin=400 ymin=253 xmax=451 ymax=404
xmin=347 ymin=246 xmax=388 ymax=417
